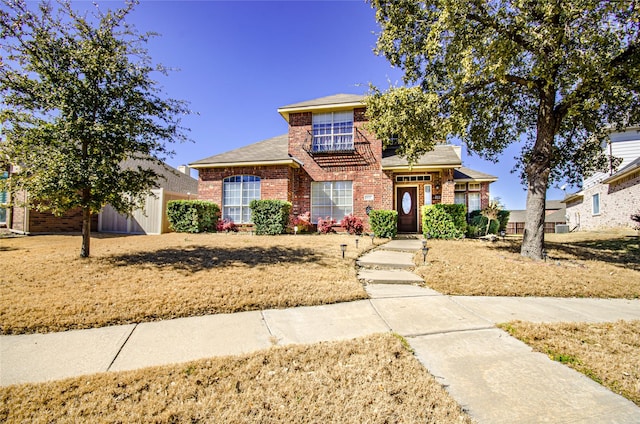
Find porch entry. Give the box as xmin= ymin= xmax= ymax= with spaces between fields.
xmin=397 ymin=186 xmax=418 ymax=233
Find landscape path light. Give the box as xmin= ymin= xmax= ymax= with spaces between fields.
xmin=370 ymin=233 xmax=375 ymax=244
xmin=422 ymin=246 xmax=429 ymax=264
xmin=340 ymin=243 xmax=347 ymax=259
xmin=542 ymin=248 xmax=548 ymax=262
xmin=355 ymin=237 xmax=359 ymax=249
xmin=421 ymin=239 xmax=427 ymax=249
xmin=500 ymin=230 xmax=506 ymax=242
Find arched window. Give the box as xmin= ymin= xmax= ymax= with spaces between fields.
xmin=223 ymin=175 xmax=260 ymax=223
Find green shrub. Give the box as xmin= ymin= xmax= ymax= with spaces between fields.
xmin=468 ymin=210 xmax=501 ymax=235
xmin=498 ymin=210 xmax=510 ymax=232
xmin=250 ymin=200 xmax=291 ymax=235
xmin=436 ymin=204 xmax=467 ymax=234
xmin=166 ymin=200 xmax=220 ymax=233
xmin=422 ymin=205 xmax=465 ymax=239
xmin=369 ymin=209 xmax=398 ymax=238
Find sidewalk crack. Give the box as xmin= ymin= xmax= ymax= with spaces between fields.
xmin=106 ymin=323 xmax=138 ymax=372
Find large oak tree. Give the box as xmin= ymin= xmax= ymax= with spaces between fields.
xmin=0 ymin=0 xmax=190 ymax=257
xmin=365 ymin=0 xmax=639 ymax=259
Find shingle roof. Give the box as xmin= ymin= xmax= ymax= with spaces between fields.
xmin=602 ymin=156 xmax=640 ymax=183
xmin=189 ymin=134 xmax=298 ymax=168
xmin=121 ymin=159 xmax=198 ymax=194
xmin=279 ymin=94 xmax=365 ymax=110
xmin=381 ymin=145 xmax=462 ymax=168
xmin=454 ymin=166 xmax=498 ymax=182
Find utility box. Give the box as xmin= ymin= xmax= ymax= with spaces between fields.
xmin=555 ymin=224 xmax=569 ymax=234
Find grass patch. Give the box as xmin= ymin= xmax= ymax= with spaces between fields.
xmin=499 ymin=320 xmax=640 ymax=406
xmin=0 ymin=232 xmax=370 ymax=335
xmin=416 ymin=229 xmax=640 ymax=298
xmin=0 ymin=333 xmax=472 ymax=423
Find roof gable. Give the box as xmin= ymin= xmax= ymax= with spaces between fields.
xmin=189 ymin=134 xmax=300 ymax=168
xmin=381 ymin=145 xmax=462 ymax=169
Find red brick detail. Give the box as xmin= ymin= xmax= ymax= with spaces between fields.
xmin=11 ymin=206 xmax=98 ymax=233
xmin=354 ymin=108 xmax=367 ymax=122
xmin=198 ymin=166 xmax=293 ymax=207
xmin=289 ymin=112 xmax=312 ymax=127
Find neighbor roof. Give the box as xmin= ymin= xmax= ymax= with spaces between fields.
xmin=381 ymin=145 xmax=462 ymax=170
xmin=454 ymin=167 xmax=498 ymax=182
xmin=602 ymin=156 xmax=640 ymax=184
xmin=189 ymin=134 xmax=301 ymax=169
xmin=121 ymin=159 xmax=198 ymax=194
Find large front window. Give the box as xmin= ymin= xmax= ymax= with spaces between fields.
xmin=311 ymin=181 xmax=353 ymax=223
xmin=223 ymin=175 xmax=260 ymax=223
xmin=468 ymin=192 xmax=481 ymax=212
xmin=312 ymin=111 xmax=353 ymax=152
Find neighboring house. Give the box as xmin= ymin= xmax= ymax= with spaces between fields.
xmin=190 ymin=94 xmax=497 ymax=233
xmin=563 ymin=128 xmax=640 ymax=231
xmin=507 ymin=200 xmax=567 ymax=235
xmin=7 ymin=161 xmax=197 ymax=235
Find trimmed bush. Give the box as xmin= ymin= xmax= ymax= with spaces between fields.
xmin=250 ymin=200 xmax=291 ymax=235
xmin=166 ymin=200 xmax=220 ymax=233
xmin=369 ymin=209 xmax=398 ymax=239
xmin=422 ymin=205 xmax=465 ymax=239
xmin=340 ymin=214 xmax=364 ymax=235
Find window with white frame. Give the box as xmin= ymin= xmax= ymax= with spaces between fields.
xmin=468 ymin=183 xmax=481 ymax=191
xmin=312 ymin=111 xmax=354 ymax=152
xmin=223 ymin=175 xmax=260 ymax=223
xmin=424 ymin=185 xmax=432 ymax=205
xmin=592 ymin=193 xmax=600 ymax=215
xmin=454 ymin=183 xmax=466 ymax=191
xmin=311 ymin=181 xmax=353 ymax=223
xmin=454 ymin=192 xmax=466 ymax=206
xmin=468 ymin=192 xmax=481 ymax=212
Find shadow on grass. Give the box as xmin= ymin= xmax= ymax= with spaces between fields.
xmin=489 ymin=237 xmax=640 ymax=271
xmin=106 ymin=246 xmax=324 ymax=272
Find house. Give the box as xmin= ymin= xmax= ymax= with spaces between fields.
xmin=190 ymin=94 xmax=497 ymax=233
xmin=6 ymin=161 xmax=197 ymax=235
xmin=506 ymin=200 xmax=567 ymax=235
xmin=563 ymin=128 xmax=640 ymax=231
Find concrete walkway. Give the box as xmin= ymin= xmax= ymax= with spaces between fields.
xmin=2 ymin=238 xmax=640 ymax=423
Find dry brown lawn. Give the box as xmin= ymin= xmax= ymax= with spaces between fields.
xmin=0 ymin=232 xmax=370 ymax=335
xmin=0 ymin=333 xmax=472 ymax=423
xmin=416 ymin=229 xmax=640 ymax=298
xmin=500 ymin=320 xmax=640 ymax=406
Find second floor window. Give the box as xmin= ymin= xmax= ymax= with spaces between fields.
xmin=312 ymin=111 xmax=353 ymax=152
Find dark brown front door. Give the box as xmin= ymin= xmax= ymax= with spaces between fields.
xmin=397 ymin=187 xmax=418 ymax=233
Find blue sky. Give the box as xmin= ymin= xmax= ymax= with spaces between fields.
xmin=87 ymin=0 xmax=569 ymax=210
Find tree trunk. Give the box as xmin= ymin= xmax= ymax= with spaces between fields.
xmin=521 ymin=90 xmax=556 ymax=260
xmin=80 ymin=185 xmax=91 ymax=257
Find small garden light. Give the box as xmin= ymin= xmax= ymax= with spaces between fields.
xmin=340 ymin=244 xmax=347 ymax=259
xmin=355 ymin=237 xmax=359 ymax=248
xmin=294 ymin=225 xmax=298 ymax=235
xmin=370 ymin=233 xmax=375 ymax=244
xmin=500 ymin=230 xmax=506 ymax=242
xmin=422 ymin=246 xmax=429 ymax=264
xmin=421 ymin=239 xmax=427 ymax=249
xmin=542 ymin=248 xmax=548 ymax=262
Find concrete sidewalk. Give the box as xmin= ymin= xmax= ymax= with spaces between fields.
xmin=2 ymin=238 xmax=640 ymax=423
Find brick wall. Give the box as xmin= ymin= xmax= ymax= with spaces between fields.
xmin=287 ymin=111 xmax=393 ymax=229
xmin=566 ymin=174 xmax=640 ymax=230
xmin=11 ymin=204 xmax=98 ymax=233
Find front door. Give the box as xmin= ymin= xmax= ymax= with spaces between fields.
xmin=397 ymin=186 xmax=418 ymax=233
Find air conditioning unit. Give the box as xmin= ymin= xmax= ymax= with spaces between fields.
xmin=555 ymin=224 xmax=570 ymax=234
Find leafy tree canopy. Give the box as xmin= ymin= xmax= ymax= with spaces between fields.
xmin=366 ymin=0 xmax=639 ymax=258
xmin=0 ymin=0 xmax=191 ymax=256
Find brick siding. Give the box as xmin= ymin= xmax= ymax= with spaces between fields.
xmin=566 ymin=173 xmax=640 ymax=230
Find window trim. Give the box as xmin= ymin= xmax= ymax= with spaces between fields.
xmin=310 ymin=181 xmax=353 ymax=223
xmin=312 ymin=111 xmax=354 ymax=152
xmin=222 ymin=175 xmax=261 ymax=224
xmin=424 ymin=184 xmax=432 ymax=205
xmin=454 ymin=183 xmax=466 ymax=191
xmin=468 ymin=192 xmax=481 ymax=212
xmin=592 ymin=193 xmax=600 ymax=216
xmin=468 ymin=183 xmax=481 ymax=191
